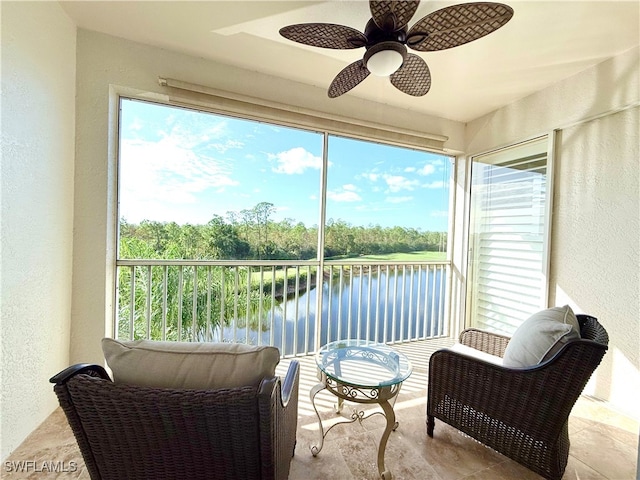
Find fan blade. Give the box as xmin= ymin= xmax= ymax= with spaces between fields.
xmin=328 ymin=60 xmax=370 ymax=98
xmin=279 ymin=23 xmax=367 ymax=49
xmin=370 ymin=1 xmax=421 ymax=31
xmin=407 ymin=2 xmax=513 ymax=51
xmin=390 ymin=54 xmax=431 ymax=96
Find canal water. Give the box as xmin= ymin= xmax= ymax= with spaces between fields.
xmin=219 ymin=268 xmax=446 ymax=355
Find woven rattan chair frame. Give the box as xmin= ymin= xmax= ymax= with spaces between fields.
xmin=426 ymin=314 xmax=608 ymax=480
xmin=50 ymin=360 xmax=300 ymax=480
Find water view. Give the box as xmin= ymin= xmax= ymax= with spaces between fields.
xmin=218 ymin=266 xmax=446 ymax=355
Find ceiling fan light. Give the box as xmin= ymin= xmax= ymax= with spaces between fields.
xmin=364 ymin=41 xmax=407 ymax=77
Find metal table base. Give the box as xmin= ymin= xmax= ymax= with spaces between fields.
xmin=310 ymin=372 xmax=402 ymax=480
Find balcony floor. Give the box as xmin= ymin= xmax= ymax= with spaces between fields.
xmin=5 ymin=339 xmax=638 ymax=479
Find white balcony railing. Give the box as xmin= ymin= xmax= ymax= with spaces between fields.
xmin=115 ymin=259 xmax=450 ymax=356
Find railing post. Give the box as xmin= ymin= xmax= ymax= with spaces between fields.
xmin=128 ymin=265 xmax=135 ymax=340
xmin=146 ymin=265 xmax=152 ymax=339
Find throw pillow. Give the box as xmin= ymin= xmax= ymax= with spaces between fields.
xmin=102 ymin=338 xmax=280 ymax=390
xmin=502 ymin=305 xmax=581 ymax=368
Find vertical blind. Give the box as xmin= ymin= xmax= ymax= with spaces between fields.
xmin=467 ymin=136 xmax=550 ymax=335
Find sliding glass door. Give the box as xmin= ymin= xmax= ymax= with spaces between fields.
xmin=467 ymin=136 xmax=552 ymax=335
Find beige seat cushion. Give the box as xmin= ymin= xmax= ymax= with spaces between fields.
xmin=102 ymin=338 xmax=280 ymax=390
xmin=448 ymin=343 xmax=504 ymax=366
xmin=502 ymin=305 xmax=580 ymax=368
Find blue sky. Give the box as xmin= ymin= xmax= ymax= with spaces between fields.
xmin=119 ymin=98 xmax=451 ymax=231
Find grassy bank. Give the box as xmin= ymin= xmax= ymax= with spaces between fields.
xmin=251 ymin=251 xmax=446 ymax=298
xmin=327 ymin=250 xmax=446 ymax=262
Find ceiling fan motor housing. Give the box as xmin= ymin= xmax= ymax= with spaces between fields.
xmin=363 ymin=18 xmax=407 ymax=45
xmin=362 ymin=19 xmax=409 ymax=76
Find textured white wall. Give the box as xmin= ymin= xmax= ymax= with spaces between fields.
xmin=70 ymin=30 xmax=466 ymax=366
xmin=466 ymin=47 xmax=640 ymax=418
xmin=0 ymin=2 xmax=76 ymax=460
xmin=552 ymin=107 xmax=639 ymax=416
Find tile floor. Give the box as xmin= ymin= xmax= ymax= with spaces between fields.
xmin=4 ymin=340 xmax=639 ymax=480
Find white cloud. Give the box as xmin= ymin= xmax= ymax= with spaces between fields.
xmin=343 ymin=184 xmax=358 ymax=191
xmin=361 ymin=172 xmax=380 ymax=182
xmin=327 ymin=188 xmax=362 ymax=202
xmin=423 ymin=180 xmax=445 ymax=189
xmin=162 ymin=120 xmax=229 ymax=150
xmin=210 ymin=139 xmax=244 ymax=153
xmin=383 ymin=174 xmax=420 ymax=192
xmin=119 ymin=138 xmax=239 ymax=223
xmin=418 ymin=164 xmax=436 ymax=176
xmin=385 ymin=196 xmax=413 ymax=204
xmin=271 ymin=147 xmax=322 ymax=174
xmin=431 ymin=210 xmax=449 ymax=217
xmin=404 ymin=167 xmax=416 ymax=173
xmin=129 ymin=118 xmax=143 ymax=132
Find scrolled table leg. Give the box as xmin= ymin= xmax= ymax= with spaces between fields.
xmin=335 ymin=386 xmax=345 ymax=413
xmin=377 ymin=397 xmax=396 ymax=479
xmin=309 ymin=381 xmax=327 ymax=456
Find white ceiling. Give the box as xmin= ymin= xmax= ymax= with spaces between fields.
xmin=60 ymin=1 xmax=639 ymax=123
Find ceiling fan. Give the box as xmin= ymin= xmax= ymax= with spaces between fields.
xmin=279 ymin=1 xmax=514 ymax=98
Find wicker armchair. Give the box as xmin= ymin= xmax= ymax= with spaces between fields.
xmin=50 ymin=360 xmax=299 ymax=480
xmin=426 ymin=314 xmax=608 ymax=480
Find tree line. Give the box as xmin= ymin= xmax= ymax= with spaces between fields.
xmin=119 ymin=201 xmax=446 ymax=260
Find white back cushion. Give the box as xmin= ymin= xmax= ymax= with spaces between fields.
xmin=102 ymin=338 xmax=280 ymax=390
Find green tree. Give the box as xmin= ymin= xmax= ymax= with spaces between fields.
xmin=205 ymin=215 xmax=249 ymax=259
xmin=253 ymin=202 xmax=276 ymax=259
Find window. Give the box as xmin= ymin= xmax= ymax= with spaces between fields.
xmin=118 ymin=98 xmax=322 ymax=260
xmin=118 ymin=98 xmax=451 ymax=261
xmin=116 ymin=97 xmax=453 ymax=349
xmin=325 ymin=135 xmax=449 ymax=259
xmin=467 ymin=136 xmax=552 ymax=334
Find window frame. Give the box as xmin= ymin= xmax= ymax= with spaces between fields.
xmin=464 ymin=133 xmax=556 ymax=334
xmin=112 ymin=92 xmax=457 ymax=350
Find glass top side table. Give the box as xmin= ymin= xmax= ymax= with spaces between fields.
xmin=310 ymin=340 xmax=413 ymax=480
